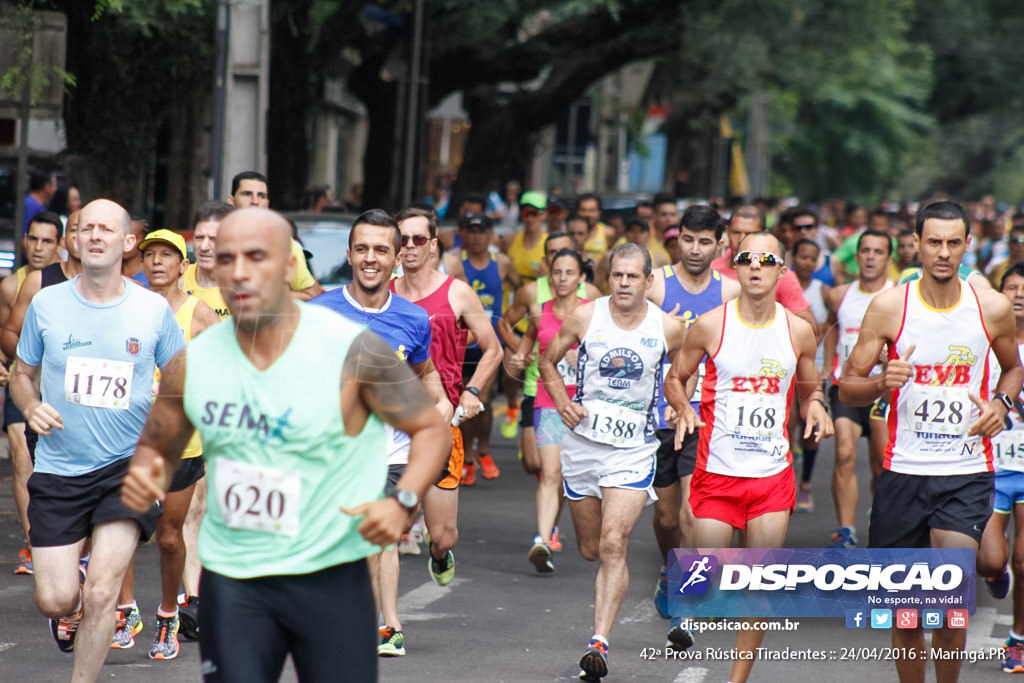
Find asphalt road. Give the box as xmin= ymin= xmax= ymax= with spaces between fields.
xmin=0 ymin=418 xmax=1017 ymax=682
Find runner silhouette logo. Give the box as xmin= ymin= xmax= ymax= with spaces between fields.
xmin=678 ymin=554 xmax=718 ymax=596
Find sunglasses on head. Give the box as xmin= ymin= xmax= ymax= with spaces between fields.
xmin=401 ymin=234 xmax=430 ymax=247
xmin=734 ymin=251 xmax=783 ymax=267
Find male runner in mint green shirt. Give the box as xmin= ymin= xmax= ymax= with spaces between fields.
xmin=122 ymin=207 xmax=449 ymax=682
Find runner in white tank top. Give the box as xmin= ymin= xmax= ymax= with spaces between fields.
xmin=821 ymin=229 xmax=893 ymax=548
xmin=538 ymin=243 xmax=687 ymax=682
xmin=665 ymin=232 xmax=832 ymax=683
xmin=838 ymin=202 xmax=1023 ymax=680
xmin=977 ymin=266 xmax=1024 ymax=663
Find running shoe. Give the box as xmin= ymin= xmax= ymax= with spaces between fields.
xmin=1004 ymin=638 xmax=1024 ymax=673
xmin=461 ymin=462 xmax=476 ymax=486
xmin=14 ymin=546 xmax=33 ymax=575
xmin=549 ymin=527 xmax=562 ymax=552
xmin=528 ymin=540 xmax=555 ymax=573
xmin=428 ymin=550 xmax=456 ymax=586
xmin=111 ymin=604 xmax=143 ymax=649
xmin=177 ymin=593 xmax=200 ymax=641
xmin=986 ymin=564 xmax=1012 ymax=600
xmin=478 ymin=453 xmax=501 ymax=479
xmin=148 ymin=612 xmax=180 ymax=660
xmin=578 ymin=637 xmax=609 ymax=681
xmin=500 ymin=406 xmax=519 ymax=439
xmin=795 ymin=484 xmax=813 ymax=513
xmin=653 ymin=570 xmax=671 ymax=619
xmin=397 ymin=533 xmax=422 ymax=555
xmin=666 ymin=617 xmax=695 ymax=651
xmin=829 ymin=527 xmax=857 ymax=548
xmin=50 ymin=609 xmax=83 ymax=653
xmin=378 ymin=625 xmax=406 ymax=657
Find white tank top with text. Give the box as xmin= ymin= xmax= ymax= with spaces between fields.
xmin=885 ymin=281 xmax=993 ymax=475
xmin=832 ymin=280 xmax=893 ymax=383
xmin=698 ymin=300 xmax=797 ymax=477
xmin=573 ymin=298 xmax=666 ymax=448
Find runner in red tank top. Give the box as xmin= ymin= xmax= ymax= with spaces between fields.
xmin=391 ymin=207 xmax=501 ymax=588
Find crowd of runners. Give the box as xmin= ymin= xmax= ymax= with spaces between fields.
xmin=6 ymin=175 xmax=1024 ymax=683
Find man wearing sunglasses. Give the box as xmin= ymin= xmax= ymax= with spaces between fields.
xmin=788 ymin=206 xmax=835 ymax=286
xmin=711 ymin=206 xmax=817 ymax=331
xmin=840 ymin=200 xmax=1023 ymax=683
xmin=666 ymin=231 xmax=833 ymax=683
xmin=821 ymin=229 xmax=894 ymax=549
xmin=391 ymin=207 xmax=502 ymax=587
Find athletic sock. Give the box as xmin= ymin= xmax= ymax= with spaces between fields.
xmin=1010 ymin=629 xmax=1024 ymax=642
xmin=156 ymin=608 xmax=178 ymax=619
xmin=117 ymin=601 xmax=138 ymax=611
xmin=590 ymin=633 xmax=608 ymax=648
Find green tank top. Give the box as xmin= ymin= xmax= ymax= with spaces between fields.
xmin=184 ymin=303 xmax=386 ymax=578
xmin=523 ymin=277 xmax=587 ymax=397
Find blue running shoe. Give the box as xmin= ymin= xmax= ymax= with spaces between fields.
xmin=654 ymin=570 xmax=671 ymax=619
xmin=578 ymin=637 xmax=608 ymax=681
xmin=829 ymin=527 xmax=857 ymax=548
xmin=1004 ymin=638 xmax=1024 ymax=673
xmin=986 ymin=564 xmax=1011 ymax=600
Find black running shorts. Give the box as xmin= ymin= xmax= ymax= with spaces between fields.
xmin=869 ymin=470 xmax=994 ymax=547
xmin=829 ymin=383 xmax=871 ymax=433
xmin=27 ymin=457 xmax=161 ymax=547
xmin=199 ymin=560 xmax=376 ymax=683
xmin=3 ymin=385 xmax=25 ymax=429
xmin=168 ymin=456 xmax=206 ymax=493
xmin=653 ymin=428 xmax=698 ymax=488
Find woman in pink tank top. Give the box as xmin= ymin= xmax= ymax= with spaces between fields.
xmin=510 ymin=248 xmax=588 ymax=573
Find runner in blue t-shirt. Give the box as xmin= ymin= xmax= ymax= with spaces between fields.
xmin=10 ymin=199 xmax=184 ymax=678
xmin=311 ymin=208 xmax=449 ymax=657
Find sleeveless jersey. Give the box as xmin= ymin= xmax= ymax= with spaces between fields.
xmin=523 ymin=276 xmax=589 ymax=397
xmin=656 ymin=266 xmax=722 ymax=429
xmin=832 ymin=281 xmax=893 ymax=383
xmin=41 ymin=261 xmax=68 ymax=288
xmin=582 ymin=222 xmax=609 ymax=262
xmin=391 ymin=276 xmax=466 ymax=406
xmin=462 ymin=251 xmax=503 ymax=334
xmin=184 ymin=303 xmax=386 ymax=579
xmin=803 ymin=278 xmax=827 ymax=369
xmin=698 ymin=300 xmax=797 ymax=478
xmin=14 ymin=265 xmax=27 ymax=293
xmin=508 ymin=231 xmax=546 ymax=284
xmin=183 ymin=264 xmax=229 ymax=320
xmin=989 ymin=344 xmax=1024 ymax=473
xmin=310 ymin=286 xmax=432 ymax=466
xmin=573 ymin=298 xmax=665 ymax=448
xmin=172 ymin=296 xmax=203 ymax=460
xmin=535 ymin=298 xmax=586 ymax=409
xmin=885 ymin=281 xmax=993 ymax=475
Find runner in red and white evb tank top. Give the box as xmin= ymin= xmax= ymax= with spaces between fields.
xmin=698 ymin=299 xmax=798 ymax=477
xmin=886 ymin=279 xmax=994 ymax=475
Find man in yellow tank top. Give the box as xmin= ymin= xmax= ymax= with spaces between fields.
xmin=507 ymin=191 xmax=548 ymax=283
xmin=0 ymin=211 xmax=61 ymax=575
xmin=140 ymin=229 xmax=220 ymax=659
xmin=183 ymin=201 xmax=233 ymax=320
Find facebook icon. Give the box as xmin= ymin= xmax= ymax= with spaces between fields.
xmin=845 ymin=609 xmax=866 ymax=629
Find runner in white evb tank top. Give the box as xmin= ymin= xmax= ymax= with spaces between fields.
xmin=698 ymin=299 xmax=798 ymax=478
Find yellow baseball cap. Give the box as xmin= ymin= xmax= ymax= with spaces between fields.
xmin=138 ymin=228 xmax=187 ymax=260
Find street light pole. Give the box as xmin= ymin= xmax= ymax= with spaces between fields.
xmin=400 ymin=0 xmax=424 ymax=207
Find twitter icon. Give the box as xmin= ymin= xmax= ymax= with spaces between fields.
xmin=871 ymin=609 xmax=892 ymax=629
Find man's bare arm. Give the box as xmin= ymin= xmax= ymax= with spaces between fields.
xmin=191 ymin=299 xmax=222 ymax=337
xmin=838 ymin=289 xmax=904 ymax=406
xmin=498 ymin=282 xmax=535 ymax=347
xmin=1 ymin=269 xmax=41 ymax=359
xmin=538 ymin=303 xmax=591 ymax=416
xmin=453 ymin=279 xmax=502 ymax=410
xmin=345 ymin=330 xmax=450 ymax=500
xmin=409 ymin=357 xmax=454 ymax=424
xmin=123 ymin=350 xmax=195 ymax=510
xmin=665 ymin=313 xmax=716 ymax=414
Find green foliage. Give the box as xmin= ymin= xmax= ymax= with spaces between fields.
xmin=0 ymin=1 xmax=76 ymax=107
